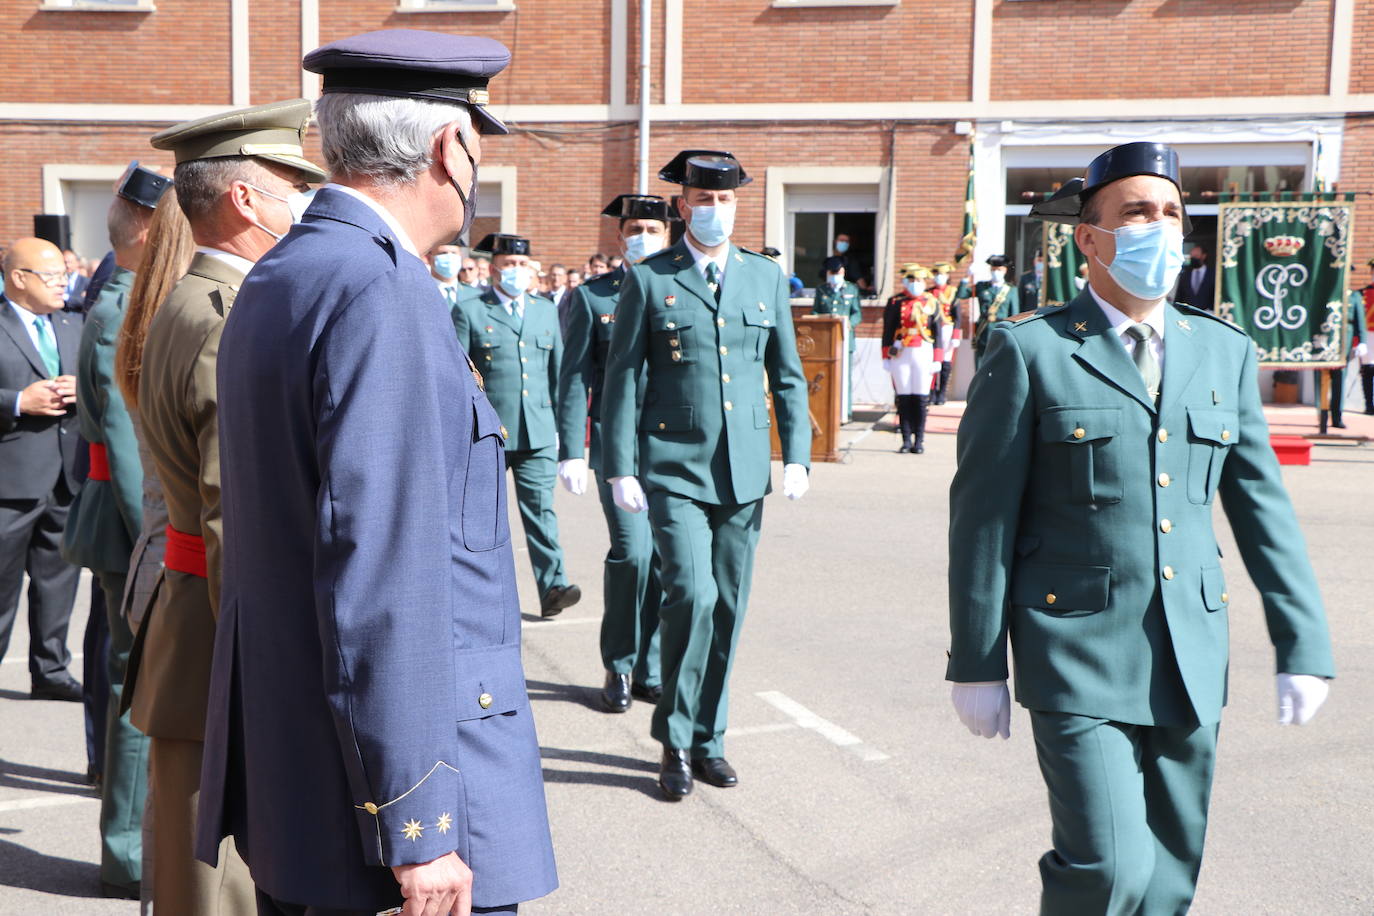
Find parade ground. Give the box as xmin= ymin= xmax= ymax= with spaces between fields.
xmin=1 ymin=405 xmax=1370 ymax=916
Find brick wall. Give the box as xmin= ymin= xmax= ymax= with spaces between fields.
xmin=1350 ymin=0 xmax=1374 ymax=94
xmin=250 ymin=0 xmax=302 ymax=104
xmin=1338 ymin=115 xmax=1374 ymax=276
xmin=991 ymin=0 xmax=1334 ymax=100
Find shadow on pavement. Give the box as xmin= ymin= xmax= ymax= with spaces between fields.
xmin=0 ymin=759 xmax=97 ymax=798
xmin=525 ymin=679 xmax=601 ymax=711
xmin=0 ymin=689 xmax=33 ymax=701
xmin=0 ymin=829 xmax=103 ymax=898
xmin=539 ymin=747 xmax=663 ymax=799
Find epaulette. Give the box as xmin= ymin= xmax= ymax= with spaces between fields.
xmin=735 ymin=246 xmax=772 ymax=262
xmin=1175 ymin=302 xmax=1246 ymax=335
xmin=1003 ymin=303 xmax=1065 ymax=326
xmin=641 ymin=246 xmax=676 ymax=263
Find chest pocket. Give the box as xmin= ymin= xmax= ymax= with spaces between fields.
xmin=1038 ymin=406 xmax=1123 ymax=505
xmin=651 ymin=311 xmax=695 ymax=366
xmin=476 ymin=334 xmax=500 ymax=368
xmin=742 ymin=301 xmax=775 ymax=360
xmin=1186 ymin=407 xmax=1238 ymax=505
xmin=533 ymin=330 xmax=555 ymax=359
xmin=462 ymin=395 xmax=511 ymax=552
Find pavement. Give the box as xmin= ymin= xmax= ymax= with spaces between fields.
xmin=1 ymin=403 xmax=1371 ymax=915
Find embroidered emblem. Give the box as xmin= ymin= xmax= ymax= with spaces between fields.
xmin=402 ymin=819 xmax=424 ymax=841
xmin=436 ymin=813 xmax=453 ymax=834
xmin=485 ymin=326 xmax=494 ymax=333
xmin=612 ymin=280 xmax=620 ymax=289
xmin=665 ymin=295 xmax=676 ymax=307
xmin=1177 ymin=319 xmax=1192 ymax=331
xmin=673 ymin=254 xmax=685 ymax=263
xmin=600 ymin=314 xmax=611 ymax=324
xmin=1074 ymin=321 xmax=1088 ymax=332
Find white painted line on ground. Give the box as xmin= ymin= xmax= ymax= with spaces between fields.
xmin=756 ymin=690 xmax=890 ymax=762
xmin=521 ymin=616 xmax=599 ymax=630
xmin=726 ymin=722 xmax=800 ymax=738
xmin=0 ymin=795 xmax=97 ymax=814
xmin=2 ymin=651 xmax=83 ymax=667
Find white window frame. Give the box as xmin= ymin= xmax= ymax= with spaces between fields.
xmin=39 ymin=0 xmax=154 ymax=9
xmin=394 ymin=0 xmax=516 ymax=12
xmin=764 ymin=166 xmax=893 ymax=300
xmin=42 ymin=164 xmax=126 ymax=215
xmin=474 ymin=165 xmax=517 ymax=234
xmin=770 ymin=0 xmax=896 ymax=7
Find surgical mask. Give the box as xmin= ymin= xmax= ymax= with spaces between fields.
xmin=687 ymin=202 xmax=735 ymax=247
xmin=246 ymin=183 xmax=308 ymax=242
xmin=623 ymin=231 xmax=664 ymax=263
xmin=827 ymin=273 xmax=843 ymax=289
xmin=1089 ymin=220 xmax=1186 ymax=301
xmin=433 ymin=253 xmax=460 ymax=279
xmin=991 ymin=269 xmax=1006 ymax=285
xmin=500 ymin=265 xmax=532 ymax=296
xmin=903 ymin=278 xmax=920 ymax=296
xmin=934 ymin=272 xmax=949 ymax=286
xmin=835 ymin=240 xmax=850 ymax=254
xmin=1034 ymin=261 xmax=1044 ymax=277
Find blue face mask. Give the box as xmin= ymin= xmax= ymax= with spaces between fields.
xmin=623 ymin=231 xmax=664 ymax=263
xmin=827 ymin=273 xmax=843 ymax=289
xmin=903 ymin=278 xmax=920 ymax=296
xmin=835 ymin=240 xmax=850 ymax=254
xmin=688 ymin=202 xmax=735 ymax=247
xmin=1090 ymin=220 xmax=1186 ymax=300
xmin=433 ymin=253 xmax=459 ymax=279
xmin=500 ymin=265 xmax=532 ymax=296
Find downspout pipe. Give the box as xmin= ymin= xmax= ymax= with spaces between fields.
xmin=637 ymin=0 xmax=652 ymax=194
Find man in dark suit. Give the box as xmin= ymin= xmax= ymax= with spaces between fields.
xmin=1174 ymin=242 xmax=1215 ymax=311
xmin=197 ymin=30 xmax=557 ymax=916
xmin=62 ymin=250 xmax=91 ymax=311
xmin=0 ymin=237 xmax=84 ymax=700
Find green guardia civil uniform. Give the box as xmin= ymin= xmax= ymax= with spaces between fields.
xmin=556 ymin=266 xmax=661 ymax=687
xmin=453 ymin=287 xmax=571 ymax=598
xmin=59 ymin=266 xmax=148 ymax=890
xmin=968 ymin=279 xmax=1018 ymax=365
xmin=811 ymin=280 xmax=863 ymax=413
xmin=602 ymin=240 xmax=810 ymax=756
xmin=947 ymin=289 xmax=1334 ymax=914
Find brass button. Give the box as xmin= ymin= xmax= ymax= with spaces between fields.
xmin=364 ymin=802 xmax=379 ymax=815
xmin=724 ymin=401 xmax=733 ymax=411
xmin=1158 ymin=429 xmax=1168 ymax=443
xmin=671 ymin=352 xmax=682 ymax=362
xmin=1160 ymin=519 xmax=1172 ymax=534
xmin=669 ymin=338 xmax=680 ymax=347
xmin=521 ymin=373 xmax=528 ymax=379
xmin=522 ymin=389 xmax=529 ymax=396
xmin=478 ymin=693 xmax=493 ymax=709
xmin=499 ymin=426 xmax=508 ymax=439
xmin=1221 ymin=592 xmax=1229 ymax=603
xmin=719 ymin=346 xmax=728 ymax=355
xmin=758 ymin=302 xmax=766 ymax=310
xmin=1162 ymin=566 xmax=1175 ymax=580
xmin=667 ymin=321 xmax=676 ymax=329
xmin=658 ymin=422 xmax=666 ymax=430
xmin=1072 ymin=428 xmax=1086 ymax=440
xmin=1221 ymin=430 xmax=1231 ymax=441
xmin=722 ymin=373 xmax=731 ymax=383
xmin=1158 ymin=473 xmax=1171 ymax=487
xmin=1045 ymin=593 xmax=1057 ymax=605
xmin=763 ymin=319 xmax=771 ymax=326
xmin=519 ymin=341 xmax=525 ymax=347
xmin=717 ymin=317 xmax=725 ymax=327
xmin=521 ymin=357 xmax=528 ymax=363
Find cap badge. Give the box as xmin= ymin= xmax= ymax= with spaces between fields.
xmin=467 ymin=88 xmax=490 ymax=106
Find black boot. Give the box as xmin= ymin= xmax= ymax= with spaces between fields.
xmin=895 ymin=395 xmax=913 ymax=452
xmin=934 ymin=363 xmax=951 ymax=405
xmin=1361 ymin=365 xmax=1374 ymax=415
xmin=911 ymin=395 xmax=930 ymax=454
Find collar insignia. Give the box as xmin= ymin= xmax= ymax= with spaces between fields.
xmin=1074 ymin=321 xmax=1088 ymax=332
xmin=1177 ymin=319 xmax=1192 ymax=331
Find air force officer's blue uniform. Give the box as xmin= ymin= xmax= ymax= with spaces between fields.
xmin=197 ymin=187 xmax=557 ymax=912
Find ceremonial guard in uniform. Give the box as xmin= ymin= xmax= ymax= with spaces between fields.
xmin=963 ymin=254 xmax=1018 ymax=367
xmin=60 ymin=162 xmax=170 ymax=899
xmin=601 ymin=151 xmax=811 ymax=799
xmin=928 ymin=261 xmax=961 ymax=405
xmin=1359 ymin=258 xmax=1374 ymax=414
xmin=127 ymin=99 xmax=325 ymax=914
xmin=811 ymin=255 xmax=863 ymax=414
xmin=197 ymin=31 xmax=557 ymax=916
xmin=947 ymin=142 xmax=1334 ymax=914
xmin=454 ymin=232 xmax=581 ymax=617
xmin=882 ymin=263 xmax=939 ymax=454
xmin=557 ymin=194 xmax=670 ymax=713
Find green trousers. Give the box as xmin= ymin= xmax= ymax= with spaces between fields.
xmin=1030 ymin=711 xmax=1219 ymax=916
xmin=647 ymin=491 xmax=763 ymax=757
xmin=96 ymin=569 xmax=149 ymax=890
xmin=594 ymin=472 xmax=661 ymax=687
xmin=505 ymin=446 xmax=568 ymax=598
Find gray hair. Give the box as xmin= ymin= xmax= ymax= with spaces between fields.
xmin=172 ymin=156 xmax=273 ymax=225
xmin=314 ymin=93 xmax=475 ymax=186
xmin=106 ymin=196 xmax=154 ymax=251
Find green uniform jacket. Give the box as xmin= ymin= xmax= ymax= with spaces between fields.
xmin=453 ymin=289 xmax=561 ymax=452
xmin=601 ymin=240 xmax=811 ymax=505
xmin=62 ymin=267 xmax=142 ymax=574
xmin=557 ymin=266 xmax=627 ymax=473
xmin=970 ymin=280 xmax=1019 ymax=350
xmin=125 ymin=253 xmax=240 ymax=741
xmin=811 ymin=281 xmax=863 ymax=349
xmin=947 ymin=289 xmax=1334 ymax=727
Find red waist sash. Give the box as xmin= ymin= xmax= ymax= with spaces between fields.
xmin=88 ymin=443 xmax=110 ymax=481
xmin=164 ymin=525 xmax=207 ymax=579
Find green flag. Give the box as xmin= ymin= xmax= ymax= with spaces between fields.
xmin=953 ymin=136 xmax=976 ymax=267
xmin=1041 ymin=222 xmax=1084 ymax=308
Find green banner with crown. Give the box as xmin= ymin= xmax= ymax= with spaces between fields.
xmin=1217 ymin=195 xmax=1354 ymax=368
xmin=1041 ymin=222 xmax=1085 ymax=307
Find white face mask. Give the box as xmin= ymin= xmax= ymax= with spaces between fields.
xmin=991 ymin=269 xmax=1007 ymax=285
xmin=500 ymin=265 xmax=532 ymax=296
xmin=934 ymin=272 xmax=949 ymax=287
xmin=902 ymin=278 xmax=920 ymax=296
xmin=827 ymin=273 xmax=843 ymax=289
xmin=623 ymin=231 xmax=665 ymax=263
xmin=246 ymin=183 xmax=309 ymax=242
xmin=687 ymin=201 xmax=736 ymax=247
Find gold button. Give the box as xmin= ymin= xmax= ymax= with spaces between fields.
xmin=658 ymin=422 xmax=666 ymax=430
xmin=724 ymin=401 xmax=733 ymax=411
xmin=519 ymin=341 xmax=525 ymax=347
xmin=1221 ymin=430 xmax=1231 ymax=441
xmin=1221 ymin=592 xmax=1229 ymax=603
xmin=1158 ymin=473 xmax=1170 ymax=487
xmin=478 ymin=693 xmax=493 ymax=709
xmin=667 ymin=321 xmax=676 ymax=329
xmin=1158 ymin=429 xmax=1168 ymax=443
xmin=521 ymin=357 xmax=528 ymax=363
xmin=717 ymin=317 xmax=725 ymax=327
xmin=722 ymin=373 xmax=730 ymax=383
xmin=669 ymin=338 xmax=680 ymax=347
xmin=522 ymin=389 xmax=529 ymax=396
xmin=1160 ymin=519 xmax=1172 ymax=533
xmin=1163 ymin=566 xmax=1175 ymax=580
xmin=758 ymin=302 xmax=766 ymax=310
xmin=364 ymin=802 xmax=379 ymax=815
xmin=763 ymin=319 xmax=771 ymax=326
xmin=500 ymin=426 xmax=508 ymax=439
xmin=521 ymin=373 xmax=528 ymax=379
xmin=1073 ymin=428 xmax=1086 ymax=440
xmin=1045 ymin=593 xmax=1057 ymax=605
xmin=671 ymin=352 xmax=682 ymax=362
xmin=719 ymin=346 xmax=728 ymax=355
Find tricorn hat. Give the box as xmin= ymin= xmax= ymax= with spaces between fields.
xmin=1029 ymin=141 xmax=1191 ymax=234
xmin=821 ymin=256 xmax=846 ymax=278
xmin=901 ymin=263 xmax=931 ymax=280
xmin=116 ymin=161 xmax=173 ymax=210
xmin=472 ymin=232 xmax=530 ymax=256
xmin=658 ymin=150 xmax=752 ymax=189
xmin=601 ymin=194 xmax=677 ymax=222
xmin=986 ymin=254 xmax=1012 ymax=269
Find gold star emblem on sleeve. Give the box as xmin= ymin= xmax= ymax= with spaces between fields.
xmin=402 ymin=819 xmax=424 ymax=841
xmin=436 ymin=813 xmax=453 ymax=834
xmin=1074 ymin=321 xmax=1088 ymax=332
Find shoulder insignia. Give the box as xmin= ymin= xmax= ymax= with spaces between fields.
xmin=1006 ymin=309 xmax=1041 ymax=323
xmin=736 ymin=246 xmax=771 ymax=262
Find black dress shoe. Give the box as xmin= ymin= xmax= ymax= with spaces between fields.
xmin=101 ymin=881 xmax=140 ymax=900
xmin=1331 ymin=419 xmax=1346 ymax=428
xmin=658 ymin=748 xmax=693 ymax=800
xmin=600 ymin=672 xmax=631 ymax=713
xmin=690 ymin=757 xmax=738 ymax=788
xmin=539 ymin=584 xmax=582 ymax=617
xmin=30 ymin=674 xmax=82 ymax=702
xmin=897 ymin=443 xmax=911 ymax=453
xmin=913 ymin=444 xmax=925 ymax=454
xmin=630 ymin=681 xmax=662 ymax=702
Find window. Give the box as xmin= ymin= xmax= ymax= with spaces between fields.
xmin=786 ymin=185 xmax=880 ymax=297
xmin=394 ymin=0 xmax=516 ymax=12
xmin=459 ymin=165 xmax=516 ymax=249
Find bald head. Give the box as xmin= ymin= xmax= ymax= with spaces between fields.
xmin=4 ymin=238 xmax=67 ymax=314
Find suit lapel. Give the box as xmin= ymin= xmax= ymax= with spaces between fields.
xmin=484 ymin=292 xmax=521 ymax=333
xmin=1159 ymin=303 xmax=1202 ymax=415
xmin=0 ymin=298 xmax=55 ymax=378
xmin=1066 ymin=291 xmax=1157 ymax=414
xmin=670 ymin=241 xmax=720 ymax=312
xmin=51 ymin=311 xmax=79 ymax=375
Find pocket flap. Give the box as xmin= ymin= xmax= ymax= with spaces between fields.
xmin=473 ymin=395 xmax=504 ymax=442
xmin=535 ymin=334 xmax=554 ymax=350
xmin=1187 ymin=407 xmax=1239 ymax=446
xmin=753 ymin=402 xmax=772 ymax=429
xmin=1011 ymin=561 xmax=1112 ymax=612
xmin=1201 ymin=564 xmax=1228 ymax=612
xmin=453 ymin=643 xmax=528 ymax=720
xmin=651 ymin=312 xmax=692 ymax=333
xmin=640 ymin=405 xmax=694 ymax=433
xmin=477 ymin=337 xmax=501 ymax=349
xmin=1038 ymin=406 xmax=1121 ymax=443
xmin=742 ymin=301 xmax=776 ymax=328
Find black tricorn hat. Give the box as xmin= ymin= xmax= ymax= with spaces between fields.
xmin=760 ymin=246 xmax=782 ymax=259
xmin=116 ymin=161 xmax=172 ymax=210
xmin=601 ymin=194 xmax=677 ymax=222
xmin=820 ymin=256 xmax=846 ymax=277
xmin=986 ymin=254 xmax=1012 ymax=269
xmin=472 ymin=233 xmax=530 ymax=256
xmin=658 ymin=150 xmax=752 ymax=189
xmin=1030 ymin=141 xmax=1191 ymax=234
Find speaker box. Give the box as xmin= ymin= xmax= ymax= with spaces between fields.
xmin=33 ymin=214 xmax=72 ymax=252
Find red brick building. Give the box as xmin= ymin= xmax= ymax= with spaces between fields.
xmin=3 ymin=0 xmax=1371 ymax=399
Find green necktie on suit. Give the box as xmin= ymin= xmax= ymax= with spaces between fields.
xmin=1126 ymin=323 xmax=1160 ymax=401
xmin=705 ymin=262 xmax=722 ymax=304
xmin=33 ymin=315 xmax=60 ymax=377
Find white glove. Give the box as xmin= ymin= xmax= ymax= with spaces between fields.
xmin=557 ymin=458 xmax=588 ymax=496
xmin=608 ymin=475 xmax=647 ymax=514
xmin=1276 ymin=673 xmax=1329 ymax=726
xmin=782 ymin=463 xmax=809 ymax=501
xmin=1355 ymin=342 xmax=1367 ymax=358
xmin=950 ymin=681 xmax=1011 ymax=739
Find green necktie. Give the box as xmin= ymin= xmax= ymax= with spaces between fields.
xmin=33 ymin=316 xmax=60 ymax=377
xmin=705 ymin=262 xmax=722 ymax=304
xmin=1125 ymin=323 xmax=1160 ymax=401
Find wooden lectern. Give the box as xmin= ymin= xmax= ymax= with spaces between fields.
xmin=770 ymin=313 xmax=844 ymax=463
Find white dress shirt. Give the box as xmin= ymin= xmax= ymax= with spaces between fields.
xmin=1089 ymin=284 xmax=1166 ymax=373
xmin=683 ymin=234 xmax=729 ymax=290
xmin=494 ymin=284 xmax=525 ymax=320
xmin=322 ymin=183 xmax=422 ymax=261
xmin=7 ymin=298 xmax=60 ymax=414
xmin=194 ymin=246 xmax=256 ymax=278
